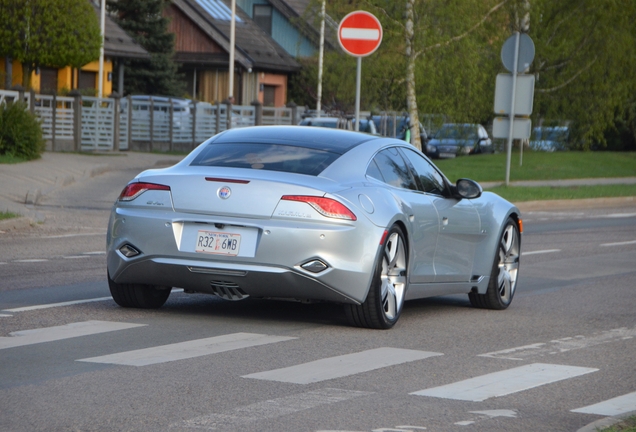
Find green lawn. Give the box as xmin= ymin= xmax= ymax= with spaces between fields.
xmin=488 ymin=184 xmax=636 ymax=202
xmin=434 ymin=151 xmax=636 ymax=183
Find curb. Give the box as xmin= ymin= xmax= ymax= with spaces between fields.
xmin=516 ymin=196 xmax=636 ymax=212
xmin=576 ymin=410 xmax=636 ymax=432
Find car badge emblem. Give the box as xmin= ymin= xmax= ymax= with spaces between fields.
xmin=218 ymin=186 xmax=231 ymax=199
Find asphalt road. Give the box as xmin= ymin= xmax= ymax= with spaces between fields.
xmin=0 ymin=172 xmax=635 ymax=432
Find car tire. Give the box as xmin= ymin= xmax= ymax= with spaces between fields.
xmin=469 ymin=217 xmax=520 ymax=310
xmin=345 ymin=224 xmax=408 ymax=329
xmin=108 ymin=272 xmax=171 ymax=309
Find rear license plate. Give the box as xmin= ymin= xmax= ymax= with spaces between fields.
xmin=195 ymin=230 xmax=241 ymax=256
xmin=439 ymin=152 xmax=456 ymax=158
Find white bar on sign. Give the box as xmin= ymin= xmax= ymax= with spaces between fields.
xmin=572 ymin=391 xmax=636 ymax=416
xmin=243 ymin=347 xmax=442 ymax=384
xmin=0 ymin=320 xmax=146 ymax=350
xmin=341 ymin=28 xmax=380 ymax=40
xmin=78 ymin=332 xmax=296 ymax=366
xmin=410 ymin=363 xmax=598 ymax=402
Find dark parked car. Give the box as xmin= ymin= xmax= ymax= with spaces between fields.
xmin=427 ymin=123 xmax=493 ymax=158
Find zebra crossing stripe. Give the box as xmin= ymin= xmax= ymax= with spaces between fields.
xmin=571 ymin=391 xmax=636 ymax=416
xmin=0 ymin=320 xmax=146 ymax=350
xmin=479 ymin=326 xmax=636 ymax=361
xmin=179 ymin=388 xmax=372 ymax=429
xmin=77 ymin=332 xmax=297 ymax=366
xmin=242 ymin=347 xmax=442 ymax=384
xmin=410 ymin=363 xmax=598 ymax=402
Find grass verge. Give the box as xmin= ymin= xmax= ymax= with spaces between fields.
xmin=0 ymin=154 xmax=28 ymax=164
xmin=598 ymin=415 xmax=636 ymax=431
xmin=435 ymin=151 xmax=636 ymax=183
xmin=486 ymin=184 xmax=636 ymax=202
xmin=0 ymin=210 xmax=20 ymax=220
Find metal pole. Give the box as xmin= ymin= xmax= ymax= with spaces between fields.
xmin=98 ymin=0 xmax=105 ymax=98
xmin=316 ymin=0 xmax=325 ymax=118
xmin=228 ymin=0 xmax=236 ymax=102
xmin=354 ymin=57 xmax=361 ymax=132
xmin=505 ymin=32 xmax=520 ymax=186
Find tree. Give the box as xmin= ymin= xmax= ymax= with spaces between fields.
xmin=298 ymin=0 xmax=510 ymax=149
xmin=106 ymin=0 xmax=184 ymax=96
xmin=524 ymin=0 xmax=636 ymax=149
xmin=0 ymin=0 xmax=101 ymax=89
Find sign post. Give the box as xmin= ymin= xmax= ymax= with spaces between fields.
xmin=338 ymin=11 xmax=382 ymax=131
xmin=493 ymin=32 xmax=535 ymax=185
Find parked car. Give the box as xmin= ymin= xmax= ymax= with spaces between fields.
xmin=372 ymin=115 xmax=429 ymax=147
xmin=426 ymin=123 xmax=493 ymax=158
xmin=529 ymin=126 xmax=569 ymax=152
xmin=107 ymin=126 xmax=522 ymax=329
xmin=299 ymin=116 xmax=378 ymax=135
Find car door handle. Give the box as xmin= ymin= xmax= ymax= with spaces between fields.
xmin=442 ymin=217 xmax=449 ymax=226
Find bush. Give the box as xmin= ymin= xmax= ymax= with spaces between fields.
xmin=0 ymin=101 xmax=45 ymax=160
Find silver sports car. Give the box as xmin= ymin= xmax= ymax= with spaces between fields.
xmin=107 ymin=126 xmax=521 ymax=329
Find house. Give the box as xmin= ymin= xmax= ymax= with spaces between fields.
xmin=235 ymin=0 xmax=337 ymax=58
xmin=1 ymin=1 xmax=149 ymax=96
xmin=167 ymin=0 xmax=301 ymax=106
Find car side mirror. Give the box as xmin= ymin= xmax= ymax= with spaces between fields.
xmin=454 ymin=178 xmax=482 ymax=199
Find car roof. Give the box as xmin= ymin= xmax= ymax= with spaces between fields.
xmin=209 ymin=125 xmax=379 ymax=154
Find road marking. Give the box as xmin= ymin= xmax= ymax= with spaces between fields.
xmin=603 ymin=213 xmax=636 ymax=218
xmin=78 ymin=332 xmax=297 ymax=366
xmin=0 ymin=313 xmax=12 ymax=318
xmin=410 ymin=363 xmax=597 ymax=402
xmin=179 ymin=388 xmax=372 ymax=430
xmin=600 ymin=240 xmax=636 ymax=247
xmin=63 ymin=255 xmax=91 ymax=259
xmin=522 ymin=249 xmax=561 ymax=256
xmin=571 ymin=391 xmax=636 ymax=416
xmin=3 ymin=297 xmax=114 ymax=313
xmin=455 ymin=410 xmax=518 ymax=427
xmin=39 ymin=232 xmax=106 ymax=239
xmin=0 ymin=320 xmax=146 ymax=350
xmin=243 ymin=347 xmax=442 ymax=384
xmin=13 ymin=259 xmax=48 ymax=263
xmin=2 ymin=289 xmax=184 ymax=314
xmin=83 ymin=251 xmax=106 ymax=255
xmin=478 ymin=326 xmax=636 ymax=360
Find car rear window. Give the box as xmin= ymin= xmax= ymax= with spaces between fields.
xmin=190 ymin=142 xmax=340 ymax=176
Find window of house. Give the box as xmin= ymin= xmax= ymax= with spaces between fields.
xmin=39 ymin=68 xmax=58 ymax=94
xmin=253 ymin=5 xmax=272 ymax=35
xmin=79 ymin=71 xmax=97 ymax=91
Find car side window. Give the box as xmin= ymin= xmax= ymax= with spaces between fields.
xmin=400 ymin=148 xmax=446 ymax=195
xmin=370 ymin=148 xmax=418 ymax=190
xmin=365 ymin=159 xmax=385 ymax=182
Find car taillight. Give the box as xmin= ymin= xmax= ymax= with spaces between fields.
xmin=281 ymin=195 xmax=357 ymax=221
xmin=118 ymin=182 xmax=170 ymax=201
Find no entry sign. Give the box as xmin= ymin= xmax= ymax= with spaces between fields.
xmin=338 ymin=11 xmax=383 ymax=57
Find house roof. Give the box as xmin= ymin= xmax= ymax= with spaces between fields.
xmin=267 ymin=0 xmax=337 ymax=50
xmin=91 ymin=3 xmax=150 ymax=59
xmin=173 ymin=0 xmax=300 ymax=73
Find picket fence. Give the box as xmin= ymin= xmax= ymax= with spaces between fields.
xmin=0 ymin=89 xmax=302 ymax=152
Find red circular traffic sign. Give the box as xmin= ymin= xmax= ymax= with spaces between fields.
xmin=338 ymin=11 xmax=383 ymax=57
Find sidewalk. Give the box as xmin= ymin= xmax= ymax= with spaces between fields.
xmin=0 ymin=151 xmax=183 ymax=232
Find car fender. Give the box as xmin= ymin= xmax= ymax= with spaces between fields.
xmin=469 ymin=192 xmax=521 ymax=292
